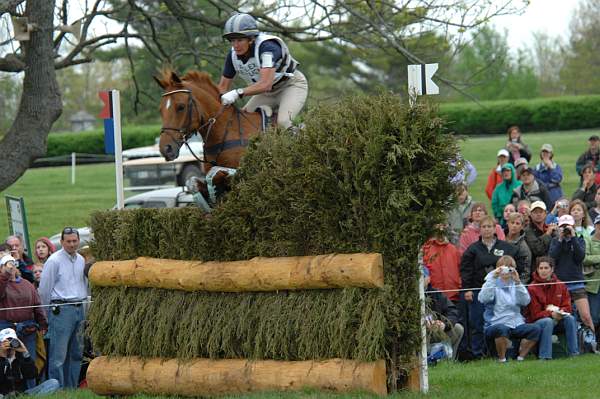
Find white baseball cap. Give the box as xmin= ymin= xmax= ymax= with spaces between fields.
xmin=0 ymin=328 xmax=17 ymax=342
xmin=497 ymin=149 xmax=509 ymax=157
xmin=0 ymin=254 xmax=15 ymax=266
xmin=558 ymin=215 xmax=575 ymax=227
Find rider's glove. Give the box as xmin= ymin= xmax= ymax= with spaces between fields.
xmin=221 ymin=89 xmax=240 ymax=106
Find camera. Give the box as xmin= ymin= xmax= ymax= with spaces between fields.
xmin=561 ymin=227 xmax=572 ymax=236
xmin=8 ymin=337 xmax=20 ymax=349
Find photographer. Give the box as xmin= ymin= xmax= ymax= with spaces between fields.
xmin=549 ymin=215 xmax=595 ymax=334
xmin=0 ymin=255 xmax=47 ymax=390
xmin=479 ymin=256 xmax=540 ymax=363
xmin=0 ymin=328 xmax=59 ymax=396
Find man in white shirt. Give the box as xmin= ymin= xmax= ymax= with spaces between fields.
xmin=38 ymin=227 xmax=88 ymax=388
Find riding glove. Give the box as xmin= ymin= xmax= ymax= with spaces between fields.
xmin=221 ymin=89 xmax=240 ymax=105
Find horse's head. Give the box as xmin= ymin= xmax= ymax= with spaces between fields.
xmin=154 ymin=70 xmax=220 ymax=161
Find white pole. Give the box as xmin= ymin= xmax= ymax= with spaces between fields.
xmin=417 ymin=250 xmax=429 ymax=393
xmin=71 ymin=152 xmax=76 ymax=184
xmin=112 ymin=90 xmax=125 ymax=209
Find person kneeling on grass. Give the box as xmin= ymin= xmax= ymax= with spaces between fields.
xmin=479 ymin=255 xmax=541 ymax=362
xmin=525 ymin=256 xmax=579 ymax=359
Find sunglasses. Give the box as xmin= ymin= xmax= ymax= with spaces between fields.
xmin=62 ymin=227 xmax=77 ymax=235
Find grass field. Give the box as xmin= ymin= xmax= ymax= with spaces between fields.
xmin=38 ymin=354 xmax=600 ymax=398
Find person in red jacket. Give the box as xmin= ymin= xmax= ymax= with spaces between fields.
xmin=422 ymin=224 xmax=461 ymax=303
xmin=525 ymin=256 xmax=579 ymax=359
xmin=485 ymin=149 xmax=510 ymax=200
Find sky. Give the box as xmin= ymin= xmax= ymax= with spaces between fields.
xmin=492 ymin=0 xmax=580 ymax=50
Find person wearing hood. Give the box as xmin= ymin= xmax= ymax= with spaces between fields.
xmin=485 ymin=149 xmax=510 ymax=200
xmin=525 ymin=257 xmax=578 ymax=359
xmin=479 ymin=255 xmax=540 ymax=362
xmin=460 ymin=216 xmax=525 ymax=359
xmin=534 ymin=144 xmax=564 ymax=207
xmin=492 ymin=163 xmax=522 ymax=224
xmin=504 ymin=212 xmax=532 ymax=283
xmin=512 ymin=167 xmax=552 ymax=211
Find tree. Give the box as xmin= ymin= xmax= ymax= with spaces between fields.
xmin=560 ymin=0 xmax=600 ymax=95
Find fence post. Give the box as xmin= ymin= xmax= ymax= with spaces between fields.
xmin=71 ymin=152 xmax=76 ymax=184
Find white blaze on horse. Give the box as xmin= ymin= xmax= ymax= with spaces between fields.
xmin=154 ymin=69 xmax=267 ymax=206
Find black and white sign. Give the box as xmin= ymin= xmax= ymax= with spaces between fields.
xmin=407 ymin=63 xmax=439 ymax=97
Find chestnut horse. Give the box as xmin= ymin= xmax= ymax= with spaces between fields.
xmin=154 ymin=69 xmax=264 ymax=203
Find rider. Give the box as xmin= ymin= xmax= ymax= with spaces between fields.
xmin=217 ymin=13 xmax=308 ymax=129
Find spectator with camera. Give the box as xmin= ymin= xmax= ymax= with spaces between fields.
xmin=460 ymin=216 xmax=526 ymax=359
xmin=39 ymin=227 xmax=88 ymax=389
xmin=546 ymin=198 xmax=570 ymax=225
xmin=5 ymin=235 xmax=34 ymax=284
xmin=0 ymin=328 xmax=59 ymax=396
xmin=549 ymin=214 xmax=595 ymax=334
xmin=525 ymin=257 xmax=579 ymax=359
xmin=479 ymin=256 xmax=540 ymax=362
xmin=0 ymin=254 xmax=47 ymax=390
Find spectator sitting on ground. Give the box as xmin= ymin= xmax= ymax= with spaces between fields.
xmin=549 ymin=214 xmax=596 ymax=335
xmin=505 ymin=212 xmax=532 ymax=283
xmin=5 ymin=236 xmax=34 ymax=284
xmin=505 ymin=125 xmax=532 ymax=164
xmin=492 ymin=163 xmax=522 ymax=225
xmin=479 ymin=255 xmax=540 ymax=362
xmin=459 ymin=203 xmax=505 ymax=254
xmin=583 ymin=215 xmax=600 ymax=330
xmin=0 ymin=328 xmax=59 ymax=396
xmin=534 ymin=143 xmax=564 ymax=207
xmin=460 ymin=216 xmax=526 ymax=359
xmin=0 ymin=254 xmax=47 ymax=390
xmin=573 ymin=163 xmax=598 ymax=211
xmin=485 ymin=149 xmax=510 ymax=200
xmin=422 ymin=224 xmax=462 ymax=303
xmin=546 ymin=198 xmax=570 ymax=225
xmin=525 ymin=257 xmax=579 ymax=359
xmin=512 ymin=167 xmax=552 ymax=211
xmin=576 ymin=135 xmax=600 ymax=185
xmin=423 ymin=266 xmax=464 ymax=360
xmin=525 ymin=201 xmax=558 ymax=267
xmin=33 ymin=237 xmax=55 ymax=265
xmin=588 ymin=190 xmax=600 ymax=223
xmin=501 ymin=203 xmax=516 ymax=234
xmin=447 ymin=183 xmax=473 ymax=244
xmin=514 ymin=157 xmax=528 ymax=179
xmin=570 ymin=199 xmax=594 ymax=238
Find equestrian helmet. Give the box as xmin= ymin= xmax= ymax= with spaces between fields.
xmin=223 ymin=13 xmax=259 ymax=39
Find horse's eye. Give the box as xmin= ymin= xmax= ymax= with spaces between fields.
xmin=176 ymin=103 xmax=186 ymax=112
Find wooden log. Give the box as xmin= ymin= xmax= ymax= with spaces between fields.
xmin=88 ymin=253 xmax=384 ymax=292
xmin=87 ymin=356 xmax=387 ymax=396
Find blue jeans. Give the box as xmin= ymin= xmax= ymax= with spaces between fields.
xmin=534 ymin=316 xmax=579 ymax=359
xmin=47 ymin=304 xmax=85 ymax=388
xmin=467 ymin=291 xmax=486 ymax=357
xmin=0 ymin=320 xmax=38 ymax=389
xmin=24 ymin=378 xmax=60 ymax=396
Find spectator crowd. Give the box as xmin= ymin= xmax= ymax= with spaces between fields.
xmin=424 ymin=127 xmax=600 ymax=363
xmin=0 ymin=228 xmax=88 ymax=396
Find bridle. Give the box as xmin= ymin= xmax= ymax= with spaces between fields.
xmin=159 ymin=88 xmax=223 ymax=166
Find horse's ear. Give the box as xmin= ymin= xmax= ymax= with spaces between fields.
xmin=171 ymin=72 xmax=182 ymax=84
xmin=153 ymin=75 xmax=166 ymax=89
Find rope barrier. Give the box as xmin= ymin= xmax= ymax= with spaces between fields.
xmin=425 ymin=277 xmax=600 ymax=295
xmin=0 ymin=300 xmax=93 ymax=312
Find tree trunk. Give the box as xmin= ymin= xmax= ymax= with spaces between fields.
xmin=87 ymin=356 xmax=388 ymax=396
xmin=88 ymin=253 xmax=384 ymax=292
xmin=0 ymin=0 xmax=62 ymax=190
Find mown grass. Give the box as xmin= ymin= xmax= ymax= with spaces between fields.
xmin=39 ymin=354 xmax=600 ymax=398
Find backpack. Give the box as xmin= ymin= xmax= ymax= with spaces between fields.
xmin=578 ymin=325 xmax=598 ymax=354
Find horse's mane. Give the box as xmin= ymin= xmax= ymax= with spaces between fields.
xmin=157 ymin=68 xmax=220 ymax=99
